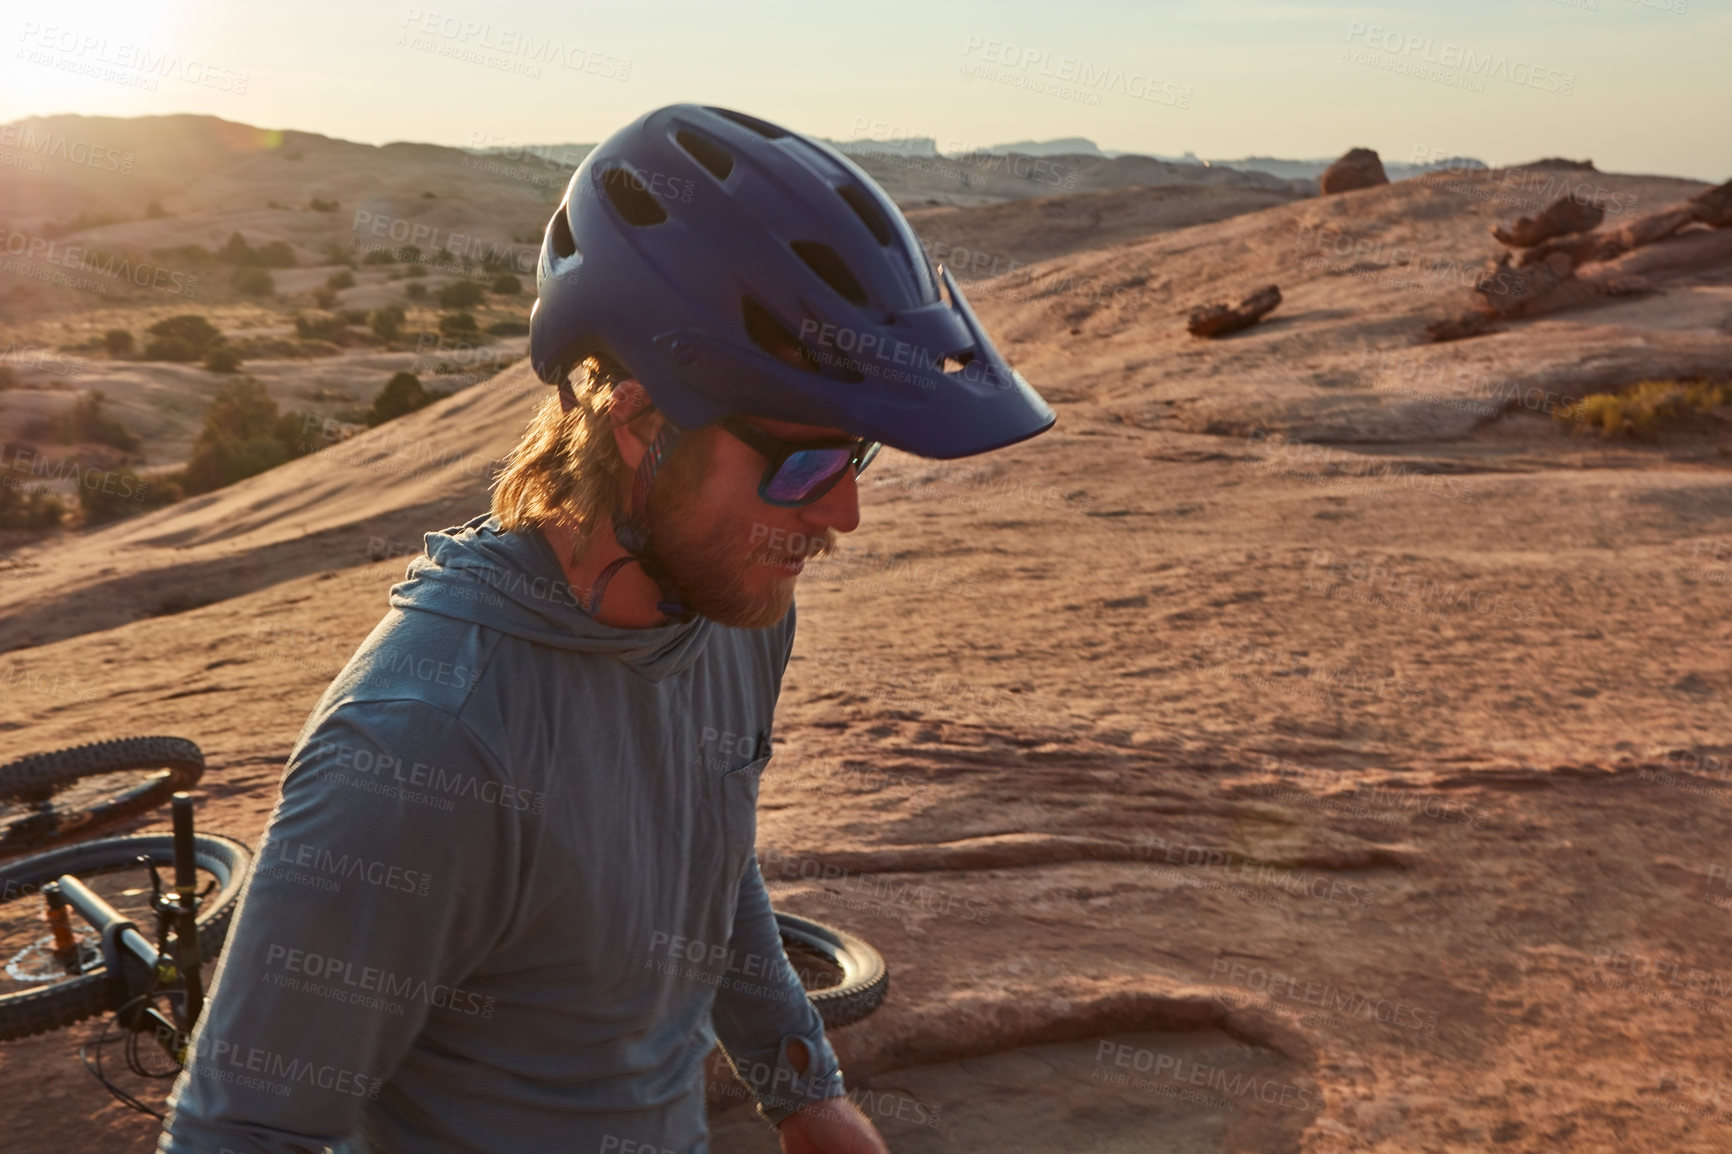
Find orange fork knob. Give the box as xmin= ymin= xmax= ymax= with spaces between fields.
xmin=42 ymin=884 xmax=80 ymax=970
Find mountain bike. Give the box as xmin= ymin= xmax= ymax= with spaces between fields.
xmin=0 ymin=737 xmax=205 ymax=859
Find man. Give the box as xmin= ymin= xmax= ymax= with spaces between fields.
xmin=159 ymin=104 xmax=1052 ymax=1153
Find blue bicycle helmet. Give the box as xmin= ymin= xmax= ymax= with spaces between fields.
xmin=528 ymin=103 xmax=1055 ymax=460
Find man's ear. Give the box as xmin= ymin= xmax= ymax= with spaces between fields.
xmin=608 ymin=380 xmax=662 ymax=470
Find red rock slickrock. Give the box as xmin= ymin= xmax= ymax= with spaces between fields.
xmin=1187 ymin=284 xmax=1282 ymax=338
xmin=1491 ymin=196 xmax=1605 ymax=247
xmin=1318 ymin=148 xmax=1388 ymax=195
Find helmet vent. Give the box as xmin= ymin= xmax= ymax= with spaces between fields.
xmin=600 ymin=167 xmax=669 ymax=227
xmin=706 ymin=107 xmax=788 ymax=140
xmin=676 ymin=129 xmax=734 ymax=181
xmin=791 ymin=241 xmax=868 ymax=306
xmin=548 ymin=205 xmax=577 ymax=259
xmin=940 ymin=351 xmax=975 ymax=374
xmin=742 ymin=297 xmax=819 ymax=374
xmin=836 ymin=185 xmax=892 ymax=246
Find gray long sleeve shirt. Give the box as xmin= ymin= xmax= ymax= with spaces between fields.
xmin=158 ymin=511 xmax=845 ymax=1153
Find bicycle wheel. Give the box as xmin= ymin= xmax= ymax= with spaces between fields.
xmin=0 ymin=737 xmax=205 ymax=857
xmin=775 ymin=912 xmax=889 ymax=1030
xmin=0 ymin=832 xmax=252 ymax=1041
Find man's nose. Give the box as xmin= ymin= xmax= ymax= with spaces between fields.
xmin=799 ymin=469 xmax=860 ymax=536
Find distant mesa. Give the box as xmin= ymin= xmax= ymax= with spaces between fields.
xmin=1319 ymin=148 xmax=1389 ymax=195
xmin=1520 ymin=158 xmax=1598 ymax=172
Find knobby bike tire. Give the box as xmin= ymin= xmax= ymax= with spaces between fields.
xmin=775 ymin=912 xmax=889 ymax=1030
xmin=0 ymin=832 xmax=252 ymax=1042
xmin=0 ymin=737 xmax=205 ymax=857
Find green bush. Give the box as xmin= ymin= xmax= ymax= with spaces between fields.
xmin=26 ymin=390 xmax=140 ymax=450
xmin=77 ymin=467 xmax=178 ymax=524
xmin=204 ymin=347 xmax=244 ymax=373
xmin=438 ymin=312 xmax=479 ymax=337
xmin=294 ymin=313 xmax=348 ymax=342
xmin=309 ymin=197 xmax=340 ymax=213
xmin=143 ymin=336 xmax=200 ymax=362
xmin=489 ymin=274 xmax=521 ymax=295
xmin=231 ymin=266 xmax=275 ymax=296
xmin=368 ymin=371 xmax=436 ymax=426
xmin=370 ymin=306 xmax=406 ymax=340
xmin=437 ymin=280 xmax=485 ymax=309
xmin=181 ymin=378 xmax=314 ymax=495
xmin=148 ymin=315 xmax=223 ymax=349
xmin=327 ymin=270 xmax=356 ymax=290
xmin=0 ymin=480 xmax=65 ymax=530
xmin=104 ymin=329 xmax=134 ymax=357
xmin=1556 ymin=379 xmax=1732 ymax=441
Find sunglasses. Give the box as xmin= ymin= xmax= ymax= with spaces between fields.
xmin=719 ymin=415 xmax=882 ymax=507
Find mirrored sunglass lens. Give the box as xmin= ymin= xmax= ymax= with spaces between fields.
xmin=855 ymin=442 xmax=882 ymax=474
xmin=765 ymin=448 xmax=854 ymax=502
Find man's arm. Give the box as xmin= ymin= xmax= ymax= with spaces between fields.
xmin=158 ymin=699 xmax=517 ymax=1153
xmin=709 ymin=853 xmax=849 ymax=1128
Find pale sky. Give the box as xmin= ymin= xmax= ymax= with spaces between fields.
xmin=2 ymin=0 xmax=1725 ymax=180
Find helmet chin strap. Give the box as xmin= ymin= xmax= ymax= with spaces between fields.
xmin=594 ymin=422 xmax=694 ymax=622
xmin=557 ymin=374 xmax=693 ymax=622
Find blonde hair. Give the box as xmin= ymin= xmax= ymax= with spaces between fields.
xmin=490 ymin=356 xmax=650 ymax=562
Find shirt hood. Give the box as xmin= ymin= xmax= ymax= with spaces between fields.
xmin=387 ymin=511 xmax=713 ymax=681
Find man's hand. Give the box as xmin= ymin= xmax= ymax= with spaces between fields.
xmin=776 ymin=1096 xmax=890 ymax=1154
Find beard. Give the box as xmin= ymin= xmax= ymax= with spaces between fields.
xmin=643 ymin=434 xmax=835 ymax=629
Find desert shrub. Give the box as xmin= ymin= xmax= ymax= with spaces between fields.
xmin=438 ymin=312 xmax=478 ymax=337
xmin=294 ymin=313 xmax=348 ymax=342
xmin=25 ymin=389 xmax=140 ymax=450
xmin=104 ymin=329 xmax=134 ymax=356
xmin=362 ymin=249 xmax=396 ymax=266
xmin=437 ymin=280 xmax=485 ymax=309
xmin=144 ymin=315 xmax=225 ymax=361
xmin=370 ymin=306 xmax=406 ymax=340
xmin=326 ymin=270 xmax=356 ymax=290
xmin=398 ymin=245 xmax=422 ymax=264
xmin=404 ymin=283 xmax=427 ymax=301
xmin=231 ymin=266 xmax=275 ymax=296
xmin=205 ymin=347 xmax=244 ymax=373
xmin=77 ymin=467 xmax=178 ymax=524
xmin=1555 ymin=379 xmax=1732 ymax=441
xmin=422 ymin=191 xmax=436 ymax=199
xmin=337 ymin=309 xmax=367 ymax=326
xmin=145 ymin=200 xmax=167 ymax=219
xmin=489 ymin=274 xmax=521 ymax=296
xmin=312 ymin=286 xmax=338 ymax=309
xmin=367 ymin=371 xmax=437 ymax=426
xmin=403 ymin=264 xmax=426 ymax=279
xmin=0 ymin=481 xmax=65 ymax=530
xmin=0 ymin=366 xmax=15 ymax=390
xmin=486 ymin=319 xmax=529 ymax=336
xmin=181 ymin=378 xmax=314 ymax=494
xmin=309 ymin=197 xmax=340 ymax=213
